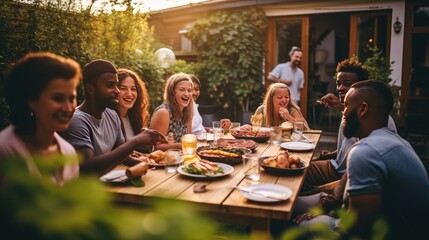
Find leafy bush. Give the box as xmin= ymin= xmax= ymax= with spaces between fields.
xmin=188 ymin=8 xmax=267 ymax=119
xmin=363 ymin=47 xmax=400 ymax=124
xmin=0 ymin=0 xmax=167 ymax=119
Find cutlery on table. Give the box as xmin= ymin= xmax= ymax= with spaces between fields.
xmin=300 ymin=134 xmax=313 ymax=143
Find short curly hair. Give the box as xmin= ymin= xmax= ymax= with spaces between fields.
xmin=336 ymin=58 xmax=369 ymax=81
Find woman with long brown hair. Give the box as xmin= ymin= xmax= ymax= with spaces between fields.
xmin=116 ymin=68 xmax=150 ymax=140
xmin=150 ymin=73 xmax=194 ymax=150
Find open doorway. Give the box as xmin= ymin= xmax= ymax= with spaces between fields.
xmin=307 ymin=12 xmax=350 ymax=132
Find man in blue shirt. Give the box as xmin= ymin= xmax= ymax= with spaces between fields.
xmin=300 ymin=58 xmax=395 ymax=193
xmin=343 ymin=80 xmax=428 ymax=238
xmin=297 ymin=80 xmax=429 ymax=239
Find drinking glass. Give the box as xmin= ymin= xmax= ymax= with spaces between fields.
xmin=294 ymin=121 xmax=305 ymax=141
xmin=226 ymin=122 xmax=241 ymax=135
xmin=281 ymin=121 xmax=293 ymax=140
xmin=230 ymin=122 xmax=241 ymax=130
xmin=212 ymin=121 xmax=223 ymax=144
xmin=164 ymin=149 xmax=182 ymax=173
xmin=181 ymin=134 xmax=197 ymax=163
xmin=270 ymin=126 xmax=282 ymax=145
xmin=196 ymin=132 xmax=207 ymax=146
xmin=242 ymin=154 xmax=260 ymax=181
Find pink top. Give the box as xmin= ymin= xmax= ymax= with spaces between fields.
xmin=0 ymin=125 xmax=79 ymax=184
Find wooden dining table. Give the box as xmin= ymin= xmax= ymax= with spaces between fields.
xmin=106 ymin=130 xmax=322 ymax=236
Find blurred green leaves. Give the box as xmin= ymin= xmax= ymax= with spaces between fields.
xmin=0 ymin=156 xmax=220 ymax=239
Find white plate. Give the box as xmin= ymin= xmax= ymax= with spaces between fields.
xmin=239 ymin=184 xmax=293 ymax=202
xmin=280 ymin=142 xmax=315 ymax=151
xmin=99 ymin=170 xmax=128 ymax=182
xmin=177 ymin=162 xmax=234 ymax=178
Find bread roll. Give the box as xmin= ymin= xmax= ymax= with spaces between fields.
xmin=149 ymin=150 xmax=165 ymax=162
xmin=126 ymin=162 xmax=149 ymax=178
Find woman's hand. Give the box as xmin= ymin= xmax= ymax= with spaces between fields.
xmin=166 ymin=132 xmax=175 ymax=144
xmin=279 ymin=107 xmax=290 ymax=120
xmin=220 ymin=119 xmax=232 ymax=130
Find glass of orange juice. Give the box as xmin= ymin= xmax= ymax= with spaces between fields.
xmin=181 ymin=134 xmax=198 ymax=163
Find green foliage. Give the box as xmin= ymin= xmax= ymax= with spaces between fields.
xmin=166 ymin=59 xmax=197 ymax=76
xmin=363 ymin=47 xmax=400 ymax=124
xmin=363 ymin=47 xmax=394 ymax=85
xmin=78 ymin=4 xmax=165 ymax=111
xmin=188 ymin=8 xmax=267 ymax=117
xmin=0 ymin=155 xmax=221 ymax=239
xmin=0 ymin=0 xmax=166 ymax=118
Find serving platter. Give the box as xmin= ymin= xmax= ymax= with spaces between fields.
xmin=259 ymin=156 xmax=308 ymax=175
xmin=230 ymin=127 xmax=271 ymax=143
xmin=215 ymin=138 xmax=258 ymax=151
xmin=196 ymin=146 xmax=250 ymax=165
xmin=177 ymin=162 xmax=234 ymax=179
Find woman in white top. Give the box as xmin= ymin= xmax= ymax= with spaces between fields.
xmin=0 ymin=52 xmax=81 ymax=185
xmin=117 ymin=69 xmax=180 ymax=152
xmin=189 ymin=74 xmax=206 ymax=134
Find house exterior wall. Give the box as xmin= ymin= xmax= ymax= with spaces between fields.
xmin=261 ymin=0 xmax=405 ymax=87
xmin=149 ymin=0 xmax=405 ymax=86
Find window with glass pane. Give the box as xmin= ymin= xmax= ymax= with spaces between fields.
xmin=413 ymin=6 xmax=429 ymax=27
xmin=356 ymin=15 xmax=388 ymax=61
xmin=275 ymin=20 xmax=302 ymax=64
xmin=410 ymin=33 xmax=429 ymax=97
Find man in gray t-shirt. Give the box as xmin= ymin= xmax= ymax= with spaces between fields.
xmin=61 ymin=59 xmax=166 ymax=176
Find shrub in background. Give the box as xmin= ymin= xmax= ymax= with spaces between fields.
xmin=188 ymin=7 xmax=267 ymax=119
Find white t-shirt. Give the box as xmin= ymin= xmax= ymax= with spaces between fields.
xmin=268 ymin=62 xmax=304 ymax=102
xmin=121 ymin=116 xmax=135 ymax=140
xmin=191 ymin=103 xmax=206 ymax=134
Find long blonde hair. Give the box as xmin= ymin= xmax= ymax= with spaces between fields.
xmin=263 ymin=83 xmax=304 ymax=127
xmin=163 ymin=73 xmax=194 ymax=123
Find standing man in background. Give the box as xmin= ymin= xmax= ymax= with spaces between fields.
xmin=267 ymin=46 xmax=304 ymax=105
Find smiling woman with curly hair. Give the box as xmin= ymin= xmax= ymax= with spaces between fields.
xmin=116 ymin=68 xmax=150 ymax=140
